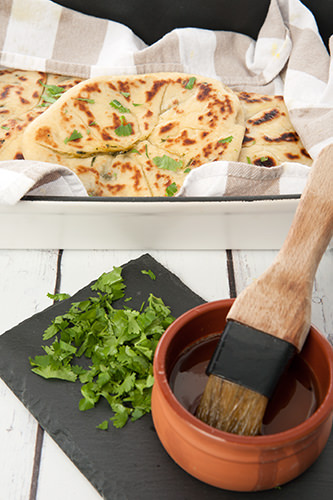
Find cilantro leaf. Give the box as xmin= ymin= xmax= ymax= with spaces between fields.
xmin=96 ymin=420 xmax=109 ymax=430
xmin=218 ymin=136 xmax=233 ymax=144
xmin=47 ymin=292 xmax=71 ymax=302
xmin=141 ymin=269 xmax=156 ymax=280
xmin=153 ymin=155 xmax=183 ymax=171
xmin=115 ymin=116 xmax=133 ymax=136
xmin=110 ymin=99 xmax=130 ymax=113
xmin=75 ymin=97 xmax=95 ymax=104
xmin=64 ymin=129 xmax=83 ymax=144
xmin=165 ymin=182 xmax=178 ymax=197
xmin=184 ymin=76 xmax=196 ymax=89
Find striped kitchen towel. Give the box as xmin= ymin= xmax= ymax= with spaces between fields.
xmin=0 ymin=0 xmax=331 ymax=201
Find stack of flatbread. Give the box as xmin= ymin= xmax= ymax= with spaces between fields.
xmin=0 ymin=68 xmax=312 ymax=197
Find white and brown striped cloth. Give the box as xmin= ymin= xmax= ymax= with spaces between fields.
xmin=0 ymin=0 xmax=331 ymax=202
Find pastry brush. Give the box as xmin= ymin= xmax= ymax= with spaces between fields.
xmin=196 ymin=143 xmax=333 ymax=436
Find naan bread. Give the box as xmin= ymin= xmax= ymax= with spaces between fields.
xmin=22 ymin=73 xmax=245 ymax=196
xmin=236 ymin=92 xmax=312 ymax=167
xmin=0 ymin=69 xmax=82 ymax=161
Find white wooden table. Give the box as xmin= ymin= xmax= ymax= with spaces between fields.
xmin=0 ymin=247 xmax=332 ymax=499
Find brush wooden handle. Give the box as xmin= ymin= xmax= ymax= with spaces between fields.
xmin=227 ymin=143 xmax=333 ymax=351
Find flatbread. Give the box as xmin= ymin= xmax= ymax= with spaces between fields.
xmin=0 ymin=69 xmax=82 ymax=161
xmin=22 ymin=73 xmax=245 ymax=196
xmin=236 ymin=92 xmax=312 ymax=167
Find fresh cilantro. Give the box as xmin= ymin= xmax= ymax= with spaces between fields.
xmin=110 ymin=99 xmax=130 ymax=113
xmin=120 ymin=92 xmax=130 ymax=98
xmin=184 ymin=77 xmax=196 ymax=89
xmin=1 ymin=125 xmax=9 ymax=130
xmin=166 ymin=182 xmax=178 ymax=197
xmin=218 ymin=136 xmax=233 ymax=144
xmin=75 ymin=97 xmax=95 ymax=104
xmin=141 ymin=269 xmax=156 ymax=280
xmin=184 ymin=168 xmax=191 ymax=173
xmin=145 ymin=144 xmax=149 ymax=158
xmin=47 ymin=292 xmax=71 ymax=302
xmin=39 ymin=81 xmax=66 ymax=106
xmin=29 ymin=267 xmax=174 ymax=429
xmin=96 ymin=420 xmax=109 ymax=430
xmin=246 ymin=156 xmax=251 ymax=164
xmin=64 ymin=129 xmax=83 ymax=144
xmin=132 ymin=102 xmax=142 ymax=107
xmin=115 ymin=116 xmax=133 ymax=136
xmin=153 ymin=155 xmax=183 ymax=171
xmin=89 ymin=121 xmax=97 ymax=126
xmin=260 ymin=156 xmax=269 ymax=162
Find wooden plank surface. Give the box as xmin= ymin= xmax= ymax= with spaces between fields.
xmin=0 ymin=248 xmax=331 ymax=499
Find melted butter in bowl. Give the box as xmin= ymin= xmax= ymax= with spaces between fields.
xmin=169 ymin=334 xmax=319 ymax=435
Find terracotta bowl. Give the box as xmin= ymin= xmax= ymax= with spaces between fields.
xmin=152 ymin=299 xmax=333 ymax=492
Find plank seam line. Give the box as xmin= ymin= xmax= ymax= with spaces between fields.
xmin=29 ymin=249 xmax=64 ymax=499
xmin=226 ymin=250 xmax=237 ymax=299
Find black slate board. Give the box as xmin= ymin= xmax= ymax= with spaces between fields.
xmin=0 ymin=253 xmax=332 ymax=499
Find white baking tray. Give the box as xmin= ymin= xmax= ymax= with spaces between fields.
xmin=0 ymin=195 xmax=299 ymax=249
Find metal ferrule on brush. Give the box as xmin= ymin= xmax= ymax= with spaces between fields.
xmin=207 ymin=320 xmax=297 ymax=399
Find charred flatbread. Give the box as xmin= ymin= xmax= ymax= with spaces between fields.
xmin=0 ymin=69 xmax=82 ymax=161
xmin=236 ymin=91 xmax=312 ymax=167
xmin=22 ymin=73 xmax=245 ymax=196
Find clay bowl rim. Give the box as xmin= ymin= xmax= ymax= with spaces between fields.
xmin=153 ymin=299 xmax=333 ymax=448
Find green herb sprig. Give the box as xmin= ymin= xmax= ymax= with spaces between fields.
xmin=153 ymin=155 xmax=183 ymax=171
xmin=39 ymin=81 xmax=66 ymax=106
xmin=29 ymin=267 xmax=174 ymax=429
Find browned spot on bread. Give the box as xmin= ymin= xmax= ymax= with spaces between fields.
xmin=0 ymin=86 xmax=12 ymax=100
xmin=254 ymin=156 xmax=276 ymax=167
xmin=285 ymin=152 xmax=300 ymax=160
xmin=197 ymin=83 xmax=211 ymax=101
xmin=237 ymin=91 xmax=273 ymax=104
xmin=83 ymin=82 xmax=102 ymax=93
xmin=160 ymin=122 xmax=176 ymax=134
xmin=264 ymin=132 xmax=299 ymax=143
xmin=35 ymin=126 xmax=58 ymax=148
xmin=145 ymin=80 xmax=167 ymax=102
xmin=248 ymin=109 xmax=280 ymax=125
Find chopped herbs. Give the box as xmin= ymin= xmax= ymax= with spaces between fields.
xmin=110 ymin=99 xmax=130 ymax=113
xmin=145 ymin=144 xmax=149 ymax=158
xmin=132 ymin=102 xmax=142 ymax=107
xmin=89 ymin=121 xmax=97 ymax=126
xmin=115 ymin=116 xmax=133 ymax=137
xmin=184 ymin=168 xmax=191 ymax=173
xmin=141 ymin=269 xmax=156 ymax=280
xmin=40 ymin=81 xmax=66 ymax=106
xmin=246 ymin=156 xmax=251 ymax=164
xmin=153 ymin=155 xmax=183 ymax=171
xmin=185 ymin=76 xmax=196 ymax=89
xmin=166 ymin=182 xmax=178 ymax=197
xmin=218 ymin=136 xmax=233 ymax=144
xmin=1 ymin=125 xmax=9 ymax=130
xmin=64 ymin=129 xmax=83 ymax=144
xmin=29 ymin=266 xmax=174 ymax=429
xmin=260 ymin=156 xmax=269 ymax=162
xmin=120 ymin=92 xmax=130 ymax=98
xmin=75 ymin=97 xmax=95 ymax=104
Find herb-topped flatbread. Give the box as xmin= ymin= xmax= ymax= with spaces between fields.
xmin=236 ymin=92 xmax=312 ymax=167
xmin=22 ymin=73 xmax=245 ymax=196
xmin=0 ymin=69 xmax=82 ymax=161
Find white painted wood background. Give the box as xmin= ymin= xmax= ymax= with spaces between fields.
xmin=0 ymin=248 xmax=332 ymax=499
